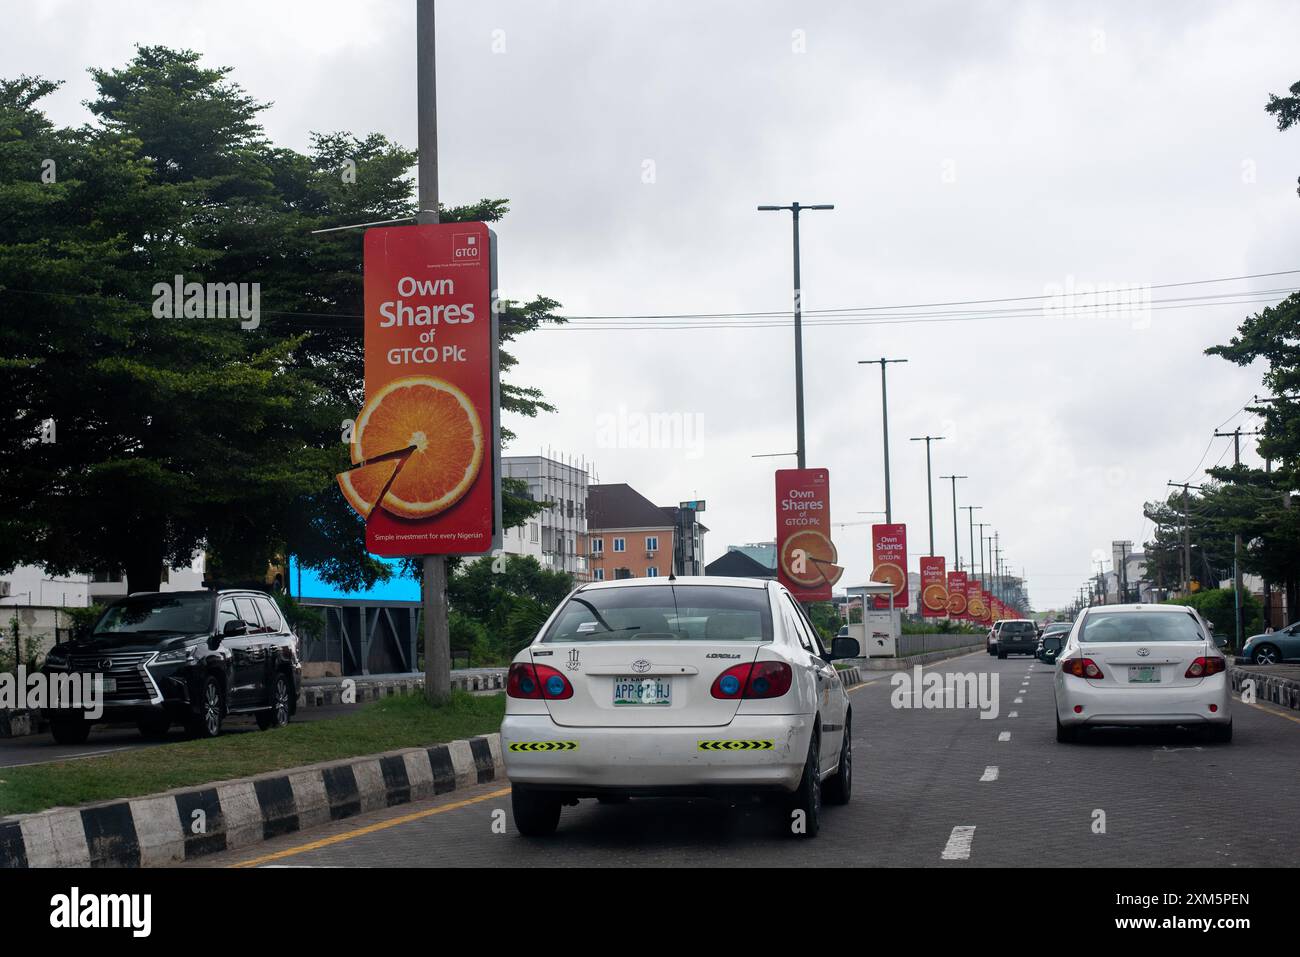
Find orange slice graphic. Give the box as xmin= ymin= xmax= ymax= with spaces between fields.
xmin=781 ymin=530 xmax=838 ymax=587
xmin=947 ymin=591 xmax=968 ymax=615
xmin=351 ymin=376 xmax=483 ymax=519
xmin=337 ymin=458 xmax=402 ymax=520
xmin=872 ymin=561 xmax=906 ymax=598
xmin=922 ymin=583 xmax=948 ymax=612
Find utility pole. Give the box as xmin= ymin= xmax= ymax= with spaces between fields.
xmin=1167 ymin=481 xmax=1203 ymax=595
xmin=416 ymin=0 xmax=451 ymax=704
xmin=759 ymin=202 xmax=833 ymax=469
xmin=910 ymin=435 xmax=945 ymax=554
xmin=979 ymin=528 xmax=992 ymax=588
xmin=993 ymin=532 xmax=1001 ymax=602
xmin=859 ymin=358 xmax=907 ymax=522
xmin=962 ymin=505 xmax=982 ymax=579
xmin=940 ymin=475 xmax=967 ymax=571
xmin=1214 ymin=427 xmax=1260 ymax=652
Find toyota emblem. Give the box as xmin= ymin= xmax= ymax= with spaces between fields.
xmin=631 ymin=658 xmax=651 ymax=673
xmin=1136 ymin=647 xmax=1150 ymax=657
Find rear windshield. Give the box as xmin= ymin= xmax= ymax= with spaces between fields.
xmin=94 ymin=595 xmax=214 ymax=637
xmin=542 ymin=584 xmax=773 ymax=643
xmin=1079 ymin=611 xmax=1205 ymax=643
xmin=1043 ymin=636 xmax=1064 ymax=651
xmin=1002 ymin=622 xmax=1037 ymax=636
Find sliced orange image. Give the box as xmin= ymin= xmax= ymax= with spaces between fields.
xmin=351 ymin=376 xmax=484 ymax=520
xmin=781 ymin=530 xmax=838 ymax=587
xmin=809 ymin=556 xmax=845 ymax=588
xmin=947 ymin=591 xmax=968 ymax=615
xmin=337 ymin=458 xmax=403 ymax=520
xmin=922 ymin=583 xmax=948 ymax=612
xmin=871 ymin=561 xmax=907 ymax=599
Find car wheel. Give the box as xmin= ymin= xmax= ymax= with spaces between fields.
xmin=136 ymin=716 xmax=171 ymax=740
xmin=788 ymin=733 xmax=822 ymax=838
xmin=824 ymin=713 xmax=852 ymax=806
xmin=1206 ymin=721 xmax=1233 ymax=744
xmin=1252 ymin=645 xmax=1280 ymax=666
xmin=186 ymin=675 xmax=224 ymax=739
xmin=512 ymin=784 xmax=561 ymax=836
xmin=997 ymin=649 xmax=1007 ymax=660
xmin=1055 ymin=712 xmax=1079 ymax=744
xmin=50 ymin=719 xmax=92 ymax=745
xmin=256 ymin=673 xmax=293 ymax=731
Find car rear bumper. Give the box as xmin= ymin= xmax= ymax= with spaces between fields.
xmin=1056 ymin=674 xmax=1231 ymax=726
xmin=501 ymin=713 xmax=814 ymax=792
xmin=999 ymin=642 xmax=1037 ymax=654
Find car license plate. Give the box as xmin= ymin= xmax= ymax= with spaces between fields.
xmin=613 ymin=677 xmax=672 ymax=706
xmin=1128 ymin=666 xmax=1159 ymax=683
xmin=100 ymin=677 xmax=116 ymax=693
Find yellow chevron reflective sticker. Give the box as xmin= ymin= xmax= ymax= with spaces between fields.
xmin=697 ymin=740 xmax=775 ymax=752
xmin=508 ymin=741 xmax=579 ymax=752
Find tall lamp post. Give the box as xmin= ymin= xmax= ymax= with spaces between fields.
xmin=758 ymin=202 xmax=833 ymax=469
xmin=940 ymin=474 xmax=967 ymax=571
xmin=859 ymin=358 xmax=908 ymax=521
xmin=910 ymin=435 xmax=945 ymax=555
xmin=962 ymin=505 xmax=982 ymax=578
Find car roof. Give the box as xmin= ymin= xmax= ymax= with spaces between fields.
xmin=577 ymin=575 xmax=767 ymax=591
xmin=1083 ymin=604 xmax=1194 ymax=615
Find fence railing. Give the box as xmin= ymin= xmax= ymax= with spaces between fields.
xmin=897 ymin=631 xmax=985 ymax=659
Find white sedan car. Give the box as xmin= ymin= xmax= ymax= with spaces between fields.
xmin=501 ymin=576 xmax=859 ymax=837
xmin=1054 ymin=604 xmax=1232 ymax=743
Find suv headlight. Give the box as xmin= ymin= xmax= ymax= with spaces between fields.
xmin=44 ymin=646 xmax=69 ymax=668
xmin=153 ymin=647 xmax=194 ymax=664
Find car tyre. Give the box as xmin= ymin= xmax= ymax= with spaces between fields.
xmin=1055 ymin=712 xmax=1079 ymax=743
xmin=1206 ymin=721 xmax=1233 ymax=744
xmin=823 ymin=713 xmax=852 ymax=806
xmin=997 ymin=649 xmax=1007 ymax=660
xmin=1252 ymin=644 xmax=1280 ymax=666
xmin=788 ymin=733 xmax=822 ymax=838
xmin=512 ymin=784 xmax=561 ymax=836
xmin=136 ymin=716 xmax=170 ymax=740
xmin=185 ymin=675 xmax=224 ymax=739
xmin=256 ymin=672 xmax=293 ymax=731
xmin=50 ymin=719 xmax=92 ymax=745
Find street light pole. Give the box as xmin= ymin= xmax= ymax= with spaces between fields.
xmin=759 ymin=202 xmax=833 ymax=470
xmin=859 ymin=358 xmax=908 ymax=522
xmin=977 ymin=525 xmax=990 ymax=586
xmin=962 ymin=505 xmax=982 ymax=579
xmin=941 ymin=475 xmax=967 ymax=570
xmin=910 ymin=435 xmax=945 ymax=555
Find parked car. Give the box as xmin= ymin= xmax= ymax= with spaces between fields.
xmin=1240 ymin=622 xmax=1300 ymax=665
xmin=501 ymin=576 xmax=858 ymax=838
xmin=41 ymin=590 xmax=302 ymax=744
xmin=1036 ymin=622 xmax=1072 ymax=660
xmin=1054 ymin=604 xmax=1230 ymax=744
xmin=997 ymin=620 xmax=1040 ymax=658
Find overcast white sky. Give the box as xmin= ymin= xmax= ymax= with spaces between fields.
xmin=9 ymin=0 xmax=1299 ymax=608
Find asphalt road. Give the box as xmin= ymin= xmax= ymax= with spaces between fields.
xmin=192 ymin=651 xmax=1300 ymax=868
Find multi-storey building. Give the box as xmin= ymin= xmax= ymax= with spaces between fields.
xmin=500 ymin=452 xmax=589 ymax=578
xmin=585 ymin=483 xmax=707 ymax=581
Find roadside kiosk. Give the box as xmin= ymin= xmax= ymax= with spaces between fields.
xmin=845 ymin=580 xmax=901 ymax=658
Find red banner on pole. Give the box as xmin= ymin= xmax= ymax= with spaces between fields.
xmin=775 ymin=469 xmax=842 ymax=601
xmin=871 ymin=524 xmax=908 ymax=609
xmin=946 ymin=571 xmax=968 ymax=619
xmin=920 ymin=557 xmax=947 ymax=616
xmin=966 ymin=581 xmax=987 ymax=623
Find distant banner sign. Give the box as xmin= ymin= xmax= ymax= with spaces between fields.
xmin=920 ymin=557 xmax=947 ymax=617
xmin=871 ymin=524 xmax=908 ymax=609
xmin=966 ymin=581 xmax=987 ymax=623
xmin=775 ymin=468 xmax=843 ymax=601
xmin=947 ymin=571 xmax=968 ymax=619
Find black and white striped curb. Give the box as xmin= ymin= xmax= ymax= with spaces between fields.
xmin=0 ymin=733 xmax=503 ymax=868
xmin=835 ymin=666 xmax=863 ymax=687
xmin=1230 ymin=666 xmax=1300 ymax=712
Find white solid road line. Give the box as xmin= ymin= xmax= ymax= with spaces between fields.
xmin=998 ymin=731 xmax=1011 ymax=741
xmin=941 ymin=826 xmax=977 ymax=860
xmin=980 ymin=766 xmax=999 ymax=781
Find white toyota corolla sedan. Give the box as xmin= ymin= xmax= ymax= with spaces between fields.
xmin=1053 ymin=604 xmax=1232 ymax=743
xmin=501 ymin=576 xmax=859 ymax=837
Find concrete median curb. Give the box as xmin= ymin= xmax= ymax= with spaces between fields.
xmin=1229 ymin=665 xmax=1300 ymax=712
xmin=851 ymin=643 xmax=984 ymax=672
xmin=0 ymin=732 xmax=504 ymax=868
xmin=298 ymin=670 xmax=507 ymax=709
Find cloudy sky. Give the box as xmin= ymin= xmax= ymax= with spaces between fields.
xmin=10 ymin=0 xmax=1299 ymax=608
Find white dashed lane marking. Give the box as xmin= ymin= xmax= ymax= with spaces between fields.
xmin=980 ymin=765 xmax=999 ymax=781
xmin=941 ymin=826 xmax=977 ymax=860
xmin=998 ymin=731 xmax=1011 ymax=741
xmin=1008 ymin=711 xmax=1018 ymax=718
xmin=1014 ymin=697 xmax=1023 ymax=704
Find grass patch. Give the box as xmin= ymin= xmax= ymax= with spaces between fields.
xmin=0 ymin=691 xmax=505 ymax=817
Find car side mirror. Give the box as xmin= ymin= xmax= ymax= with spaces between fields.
xmin=223 ymin=619 xmax=248 ymax=637
xmin=1214 ymin=635 xmax=1228 ymax=650
xmin=830 ymin=636 xmax=860 ymax=660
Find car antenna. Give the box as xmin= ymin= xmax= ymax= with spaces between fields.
xmin=668 ymin=569 xmax=677 ymax=582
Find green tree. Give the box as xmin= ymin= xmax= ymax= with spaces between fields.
xmin=446 ymin=554 xmax=575 ymax=662
xmin=0 ymin=48 xmax=559 ymax=595
xmin=1166 ymin=588 xmax=1262 ymax=639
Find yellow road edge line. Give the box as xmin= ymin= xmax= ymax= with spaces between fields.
xmin=1245 ymin=700 xmax=1300 ymax=725
xmin=229 ymin=785 xmax=512 ymax=868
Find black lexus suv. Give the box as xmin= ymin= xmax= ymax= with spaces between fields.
xmin=41 ymin=589 xmax=302 ymax=744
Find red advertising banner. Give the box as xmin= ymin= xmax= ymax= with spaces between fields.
xmin=966 ymin=580 xmax=987 ymax=623
xmin=337 ymin=223 xmax=500 ymax=557
xmin=981 ymin=590 xmax=994 ymax=624
xmin=871 ymin=524 xmax=908 ymax=609
xmin=775 ymin=469 xmax=843 ymax=601
xmin=920 ymin=557 xmax=947 ymax=617
xmin=946 ymin=571 xmax=968 ymax=619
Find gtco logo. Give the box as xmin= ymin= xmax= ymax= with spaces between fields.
xmin=452 ymin=233 xmax=481 ymax=260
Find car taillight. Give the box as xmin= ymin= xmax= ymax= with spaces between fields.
xmin=1185 ymin=656 xmax=1226 ymax=678
xmin=1061 ymin=657 xmax=1104 ymax=679
xmin=507 ymin=662 xmax=573 ymax=699
xmin=710 ymin=661 xmax=793 ymax=699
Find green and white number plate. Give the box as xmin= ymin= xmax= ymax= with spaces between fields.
xmin=613 ymin=677 xmax=672 ymax=706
